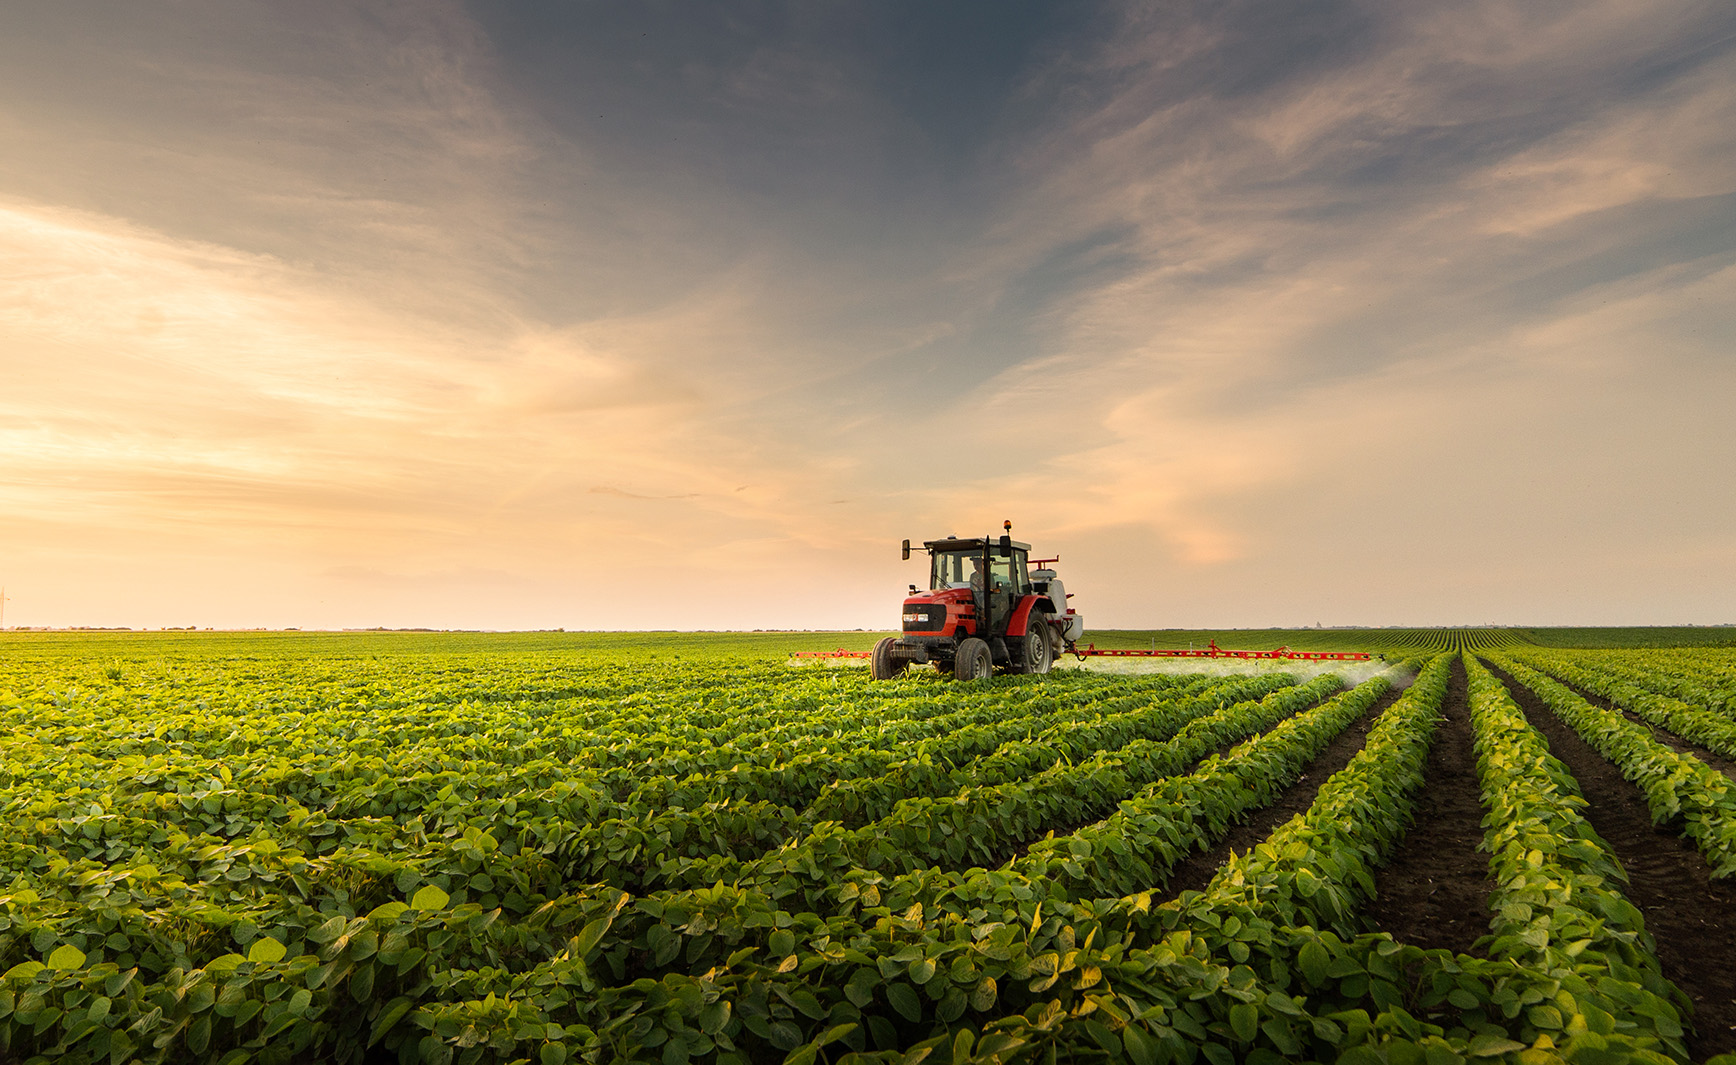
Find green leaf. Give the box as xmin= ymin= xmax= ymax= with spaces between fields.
xmin=189 ymin=1013 xmax=213 ymax=1055
xmin=1229 ymin=1003 xmax=1258 ymax=1043
xmin=1466 ymin=1033 xmax=1526 ymax=1057
xmin=1310 ymin=1017 xmax=1344 ymax=1046
xmin=1121 ymin=1024 xmax=1156 ymax=1065
xmin=969 ymin=976 xmax=997 ymax=1012
xmin=187 ymin=984 xmax=217 ymax=1013
xmin=1081 ymin=1020 xmax=1119 ymax=1055
xmin=1298 ymin=940 xmax=1328 ymax=986
xmin=249 ymin=936 xmax=287 ymax=964
xmin=411 ymin=884 xmax=451 ymax=911
xmin=1201 ymin=1041 xmax=1235 ymax=1065
xmin=844 ymin=968 xmax=879 ymax=1008
xmin=370 ymin=996 xmax=414 ymax=1046
xmin=308 ymin=915 xmax=347 ymax=944
xmin=886 ymin=982 xmax=923 ymax=1022
xmin=572 ymin=915 xmax=613 ymax=958
xmin=910 ymin=957 xmax=937 ymax=985
xmin=819 ymin=1024 xmax=858 ymax=1049
xmin=47 ymin=944 xmax=86 ymax=970
xmin=1260 ymin=1018 xmax=1300 ymax=1057
xmin=4 ymin=961 xmax=45 ymax=980
xmin=350 ymin=960 xmax=376 ymax=1002
xmin=788 ymin=989 xmax=827 ymax=1020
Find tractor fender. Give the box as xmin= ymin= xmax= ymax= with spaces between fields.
xmin=1006 ymin=595 xmax=1054 ymax=637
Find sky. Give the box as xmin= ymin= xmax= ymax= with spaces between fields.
xmin=2 ymin=0 xmax=1734 ymax=632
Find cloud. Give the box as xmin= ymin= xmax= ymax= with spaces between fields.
xmin=861 ymin=0 xmax=1736 ymax=622
xmin=1 ymin=0 xmax=1733 ymax=628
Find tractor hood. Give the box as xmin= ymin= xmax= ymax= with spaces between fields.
xmin=910 ymin=586 xmax=974 ymax=604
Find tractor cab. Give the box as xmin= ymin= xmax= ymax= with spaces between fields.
xmin=927 ymin=539 xmax=1031 ymax=595
xmin=872 ymin=523 xmax=1082 ymax=681
xmin=922 ymin=536 xmax=1029 ymax=635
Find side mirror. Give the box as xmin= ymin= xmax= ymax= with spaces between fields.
xmin=998 ymin=534 xmax=1011 ymax=557
xmin=901 ymin=539 xmax=911 ymax=561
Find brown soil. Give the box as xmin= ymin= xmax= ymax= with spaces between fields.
xmin=1364 ymin=658 xmax=1494 ymax=954
xmin=1154 ymin=684 xmax=1402 ymax=901
xmin=1491 ymin=662 xmax=1736 ymax=1060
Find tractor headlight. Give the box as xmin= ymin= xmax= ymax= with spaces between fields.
xmin=902 ymin=613 xmax=923 ymax=623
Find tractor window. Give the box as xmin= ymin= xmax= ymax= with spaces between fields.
xmin=990 ymin=552 xmax=1030 ymax=595
xmin=931 ymin=548 xmax=1031 ymax=593
xmin=930 ymin=551 xmax=975 ymax=590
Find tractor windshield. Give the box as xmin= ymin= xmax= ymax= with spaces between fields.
xmin=930 ymin=548 xmax=1031 ymax=594
xmin=930 ymin=550 xmax=978 ymax=591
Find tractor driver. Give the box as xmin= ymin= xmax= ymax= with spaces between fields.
xmin=969 ymin=557 xmax=1007 ymax=593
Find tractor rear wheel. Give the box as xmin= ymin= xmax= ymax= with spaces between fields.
xmin=954 ymin=638 xmax=992 ymax=681
xmin=1019 ymin=620 xmax=1053 ymax=675
xmin=870 ymin=637 xmax=908 ymax=680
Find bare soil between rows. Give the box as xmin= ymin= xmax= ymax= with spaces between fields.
xmin=1154 ymin=683 xmax=1403 ymax=901
xmin=1491 ymin=662 xmax=1736 ymax=1060
xmin=1364 ymin=657 xmax=1493 ymax=954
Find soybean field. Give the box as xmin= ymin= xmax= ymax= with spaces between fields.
xmin=3 ymin=631 xmax=1736 ymax=1065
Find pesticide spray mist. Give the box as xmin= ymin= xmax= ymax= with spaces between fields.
xmin=1057 ymin=655 xmax=1398 ymax=688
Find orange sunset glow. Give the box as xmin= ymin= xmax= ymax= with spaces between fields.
xmin=3 ymin=2 xmax=1734 ymax=631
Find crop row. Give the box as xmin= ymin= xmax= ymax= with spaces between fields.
xmin=0 ymin=668 xmax=1150 ymax=811
xmin=8 ymin=640 xmax=1736 ymax=1065
xmin=644 ymin=672 xmax=1348 ymax=903
xmin=1508 ymin=649 xmax=1736 ymax=760
xmin=940 ymin=652 xmax=1707 ymax=1064
xmin=987 ymin=652 xmax=1457 ymax=1062
xmin=326 ymin=670 xmax=1398 ymax=1063
xmin=622 ymin=676 xmax=1227 ymax=813
xmin=0 ymin=674 xmax=1298 ymax=969
xmin=1012 ymin=650 xmax=1698 ymax=1063
xmin=1488 ymin=655 xmax=1736 ymax=877
xmin=806 ymin=675 xmax=1285 ymax=825
xmin=555 ymin=674 xmax=1308 ymax=894
xmin=0 ymin=673 xmax=1244 ymax=923
xmin=0 ymin=663 xmax=1371 ymax=1065
xmin=1456 ymin=654 xmax=1688 ymax=1059
xmin=1515 ymin=649 xmax=1736 ymax=717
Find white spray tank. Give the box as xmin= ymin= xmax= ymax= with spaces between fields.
xmin=1030 ymin=567 xmax=1085 ymax=643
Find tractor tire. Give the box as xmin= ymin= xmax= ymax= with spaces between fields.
xmin=954 ymin=638 xmax=992 ymax=681
xmin=870 ymin=637 xmax=908 ymax=681
xmin=1018 ymin=620 xmax=1053 ymax=675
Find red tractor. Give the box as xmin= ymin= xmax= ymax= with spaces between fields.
xmin=871 ymin=522 xmax=1084 ymax=681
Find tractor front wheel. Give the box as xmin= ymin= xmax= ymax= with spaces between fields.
xmin=870 ymin=637 xmax=908 ymax=680
xmin=954 ymin=638 xmax=992 ymax=681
